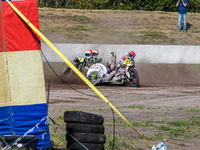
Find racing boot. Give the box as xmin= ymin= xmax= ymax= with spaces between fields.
xmin=104 ymin=70 xmax=117 ymax=82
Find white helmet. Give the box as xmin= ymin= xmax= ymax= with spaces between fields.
xmin=92 ymin=49 xmax=99 ymax=58
xmin=85 ymin=50 xmax=93 ymax=58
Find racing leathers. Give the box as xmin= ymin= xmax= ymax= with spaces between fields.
xmin=105 ymin=54 xmax=135 ymax=81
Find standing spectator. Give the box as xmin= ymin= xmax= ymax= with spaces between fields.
xmin=176 ymin=0 xmax=188 ymax=32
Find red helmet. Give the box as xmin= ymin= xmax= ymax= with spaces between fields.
xmin=92 ymin=49 xmax=99 ymax=58
xmin=85 ymin=50 xmax=93 ymax=58
xmin=128 ymin=50 xmax=136 ymax=59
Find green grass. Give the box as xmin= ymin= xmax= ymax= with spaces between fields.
xmin=128 ymin=105 xmax=145 ymax=109
xmin=145 ymin=133 xmax=167 ymax=141
xmin=118 ymin=105 xmax=145 ymax=109
xmin=147 ymin=106 xmax=161 ymax=109
xmin=105 ymin=134 xmax=142 ymax=150
xmin=187 ymin=106 xmax=200 ymax=113
xmin=103 ymin=118 xmax=200 ymax=141
xmin=50 ymin=133 xmax=66 ymax=148
xmin=145 ymin=31 xmax=165 ymax=37
xmin=68 ymin=25 xmax=91 ymax=33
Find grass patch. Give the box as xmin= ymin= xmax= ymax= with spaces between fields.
xmin=68 ymin=25 xmax=91 ymax=33
xmin=128 ymin=105 xmax=145 ymax=109
xmin=168 ymin=120 xmax=191 ymax=127
xmin=187 ymin=106 xmax=200 ymax=113
xmin=118 ymin=105 xmax=145 ymax=109
xmin=104 ymin=118 xmax=200 ymax=141
xmin=104 ymin=120 xmax=128 ymax=127
xmin=132 ymin=121 xmax=155 ymax=128
xmin=157 ymin=125 xmax=172 ymax=131
xmin=191 ymin=116 xmax=200 ymax=120
xmin=105 ymin=134 xmax=140 ymax=150
xmin=147 ymin=106 xmax=161 ymax=109
xmin=170 ymin=128 xmax=189 ymax=138
xmin=50 ymin=133 xmax=66 ymax=148
xmin=145 ymin=133 xmax=167 ymax=141
xmin=145 ymin=31 xmax=165 ymax=38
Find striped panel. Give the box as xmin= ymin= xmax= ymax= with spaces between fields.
xmin=0 ymin=0 xmax=51 ymax=149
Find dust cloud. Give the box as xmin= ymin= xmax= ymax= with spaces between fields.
xmin=43 ymin=62 xmax=200 ymax=87
xmin=137 ymin=63 xmax=200 ymax=87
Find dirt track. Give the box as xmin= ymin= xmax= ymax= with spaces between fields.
xmin=46 ymin=63 xmax=200 ymax=150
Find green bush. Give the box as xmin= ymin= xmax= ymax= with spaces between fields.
xmin=37 ymin=0 xmax=200 ymax=13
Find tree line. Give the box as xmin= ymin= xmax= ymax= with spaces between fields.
xmin=37 ymin=0 xmax=200 ymax=13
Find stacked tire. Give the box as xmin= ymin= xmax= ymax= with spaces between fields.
xmin=64 ymin=111 xmax=106 ymax=150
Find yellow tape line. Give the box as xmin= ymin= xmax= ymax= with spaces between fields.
xmin=5 ymin=0 xmax=143 ymax=138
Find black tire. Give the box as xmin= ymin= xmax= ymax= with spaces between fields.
xmin=87 ymin=71 xmax=100 ymax=86
xmin=66 ymin=123 xmax=105 ymax=134
xmin=64 ymin=111 xmax=104 ymax=125
xmin=67 ymin=142 xmax=104 ymax=150
xmin=66 ymin=133 xmax=106 ymax=144
xmin=129 ymin=68 xmax=139 ymax=87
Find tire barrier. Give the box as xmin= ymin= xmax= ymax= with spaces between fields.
xmin=64 ymin=111 xmax=106 ymax=150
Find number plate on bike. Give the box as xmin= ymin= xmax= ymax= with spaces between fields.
xmin=124 ymin=59 xmax=133 ymax=66
xmin=78 ymin=57 xmax=85 ymax=63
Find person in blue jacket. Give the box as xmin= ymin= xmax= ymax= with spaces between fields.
xmin=176 ymin=0 xmax=188 ymax=32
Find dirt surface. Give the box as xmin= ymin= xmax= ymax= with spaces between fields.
xmin=39 ymin=9 xmax=200 ymax=150
xmin=45 ymin=63 xmax=200 ymax=150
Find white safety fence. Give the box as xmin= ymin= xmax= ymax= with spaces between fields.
xmin=41 ymin=43 xmax=200 ymax=64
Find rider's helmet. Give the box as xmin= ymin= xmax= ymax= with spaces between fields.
xmin=128 ymin=50 xmax=136 ymax=60
xmin=85 ymin=50 xmax=93 ymax=58
xmin=92 ymin=49 xmax=99 ymax=58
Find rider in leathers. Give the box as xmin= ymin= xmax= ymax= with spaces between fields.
xmin=104 ymin=50 xmax=136 ymax=81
